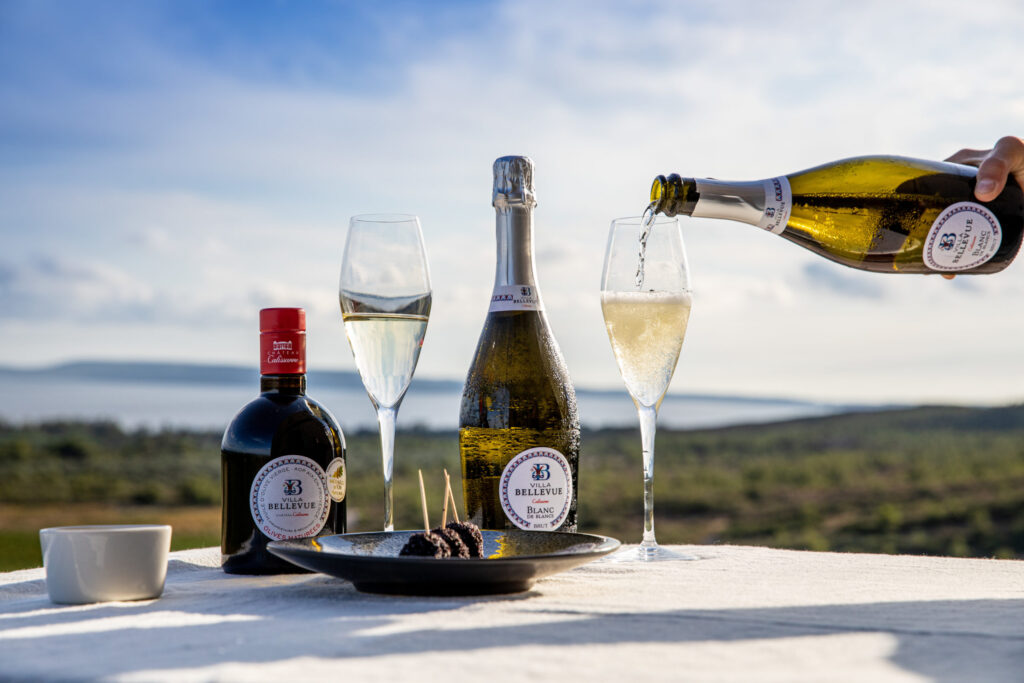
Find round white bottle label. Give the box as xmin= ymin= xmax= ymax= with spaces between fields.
xmin=326 ymin=457 xmax=347 ymax=503
xmin=250 ymin=455 xmax=330 ymax=541
xmin=499 ymin=447 xmax=573 ymax=531
xmin=924 ymin=202 xmax=1002 ymax=271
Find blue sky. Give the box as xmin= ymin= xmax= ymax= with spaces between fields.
xmin=2 ymin=0 xmax=1024 ymax=404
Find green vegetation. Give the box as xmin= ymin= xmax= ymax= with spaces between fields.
xmin=2 ymin=405 xmax=1023 ymax=571
xmin=583 ymin=405 xmax=1024 ymax=559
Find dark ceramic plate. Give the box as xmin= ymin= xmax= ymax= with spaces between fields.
xmin=267 ymin=530 xmax=620 ymax=595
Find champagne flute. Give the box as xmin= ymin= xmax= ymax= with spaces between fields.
xmin=600 ymin=213 xmax=694 ymax=561
xmin=340 ymin=214 xmax=431 ymax=532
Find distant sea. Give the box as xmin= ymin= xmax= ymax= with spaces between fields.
xmin=0 ymin=362 xmax=884 ymax=432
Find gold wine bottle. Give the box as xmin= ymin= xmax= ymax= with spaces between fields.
xmin=651 ymin=156 xmax=1024 ymax=274
xmin=459 ymin=156 xmax=580 ymax=532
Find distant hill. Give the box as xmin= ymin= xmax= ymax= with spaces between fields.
xmin=0 ymin=361 xmax=444 ymax=392
xmin=0 ymin=360 xmax=878 ymax=412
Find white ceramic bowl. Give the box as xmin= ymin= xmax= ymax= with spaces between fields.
xmin=39 ymin=525 xmax=172 ymax=604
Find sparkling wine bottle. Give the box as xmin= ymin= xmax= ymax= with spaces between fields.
xmin=221 ymin=308 xmax=346 ymax=574
xmin=651 ymin=156 xmax=1024 ymax=274
xmin=459 ymin=156 xmax=580 ymax=532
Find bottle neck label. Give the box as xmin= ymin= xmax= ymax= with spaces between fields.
xmin=499 ymin=447 xmax=573 ymax=531
xmin=692 ymin=176 xmax=792 ymax=234
xmin=759 ymin=176 xmax=792 ymax=234
xmin=260 ymin=330 xmax=305 ymax=374
xmin=923 ymin=202 xmax=1002 ymax=272
xmin=249 ymin=455 xmax=330 ymax=540
xmin=488 ymin=285 xmax=543 ymax=312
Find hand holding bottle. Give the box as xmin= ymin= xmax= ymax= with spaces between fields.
xmin=946 ymin=136 xmax=1024 ymax=201
xmin=939 ymin=136 xmax=1024 ymax=279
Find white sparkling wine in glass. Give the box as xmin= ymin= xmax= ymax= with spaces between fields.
xmin=339 ymin=213 xmax=431 ymax=532
xmin=340 ymin=291 xmax=430 ymax=409
xmin=600 ymin=290 xmax=692 ymax=408
xmin=601 ymin=213 xmax=694 ymax=562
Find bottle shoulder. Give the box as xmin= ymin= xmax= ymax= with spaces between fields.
xmin=301 ymin=392 xmax=343 ymax=431
xmin=460 ymin=310 xmax=579 ymax=429
xmin=221 ymin=391 xmax=345 ymax=455
xmin=464 ymin=311 xmax=575 ymax=388
xmin=793 ymin=154 xmax=972 ymax=176
xmin=787 ymin=156 xmax=969 ymax=195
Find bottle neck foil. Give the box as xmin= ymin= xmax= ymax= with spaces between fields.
xmin=493 ymin=204 xmax=538 ymax=288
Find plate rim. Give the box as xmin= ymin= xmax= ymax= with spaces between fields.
xmin=267 ymin=529 xmax=621 ymax=563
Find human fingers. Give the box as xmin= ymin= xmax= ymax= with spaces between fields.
xmin=974 ymin=136 xmax=1024 ymax=201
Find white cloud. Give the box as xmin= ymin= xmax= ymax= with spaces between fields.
xmin=2 ymin=0 xmax=1024 ymax=403
xmin=0 ymin=257 xmax=155 ymax=321
xmin=802 ymin=263 xmax=887 ymax=300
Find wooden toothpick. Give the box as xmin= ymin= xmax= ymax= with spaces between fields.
xmin=418 ymin=469 xmax=430 ymax=533
xmin=444 ymin=468 xmax=460 ymax=523
xmin=441 ymin=471 xmax=450 ymax=527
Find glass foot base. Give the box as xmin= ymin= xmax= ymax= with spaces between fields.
xmin=605 ymin=543 xmax=701 ymax=563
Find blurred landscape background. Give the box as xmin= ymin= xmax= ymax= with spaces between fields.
xmin=3 ymin=400 xmax=1023 ymax=571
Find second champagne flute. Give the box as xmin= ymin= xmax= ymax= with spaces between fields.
xmin=340 ymin=214 xmax=431 ymax=532
xmin=601 ymin=213 xmax=694 ymax=561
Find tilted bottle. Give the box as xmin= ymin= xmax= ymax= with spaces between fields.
xmin=459 ymin=156 xmax=580 ymax=532
xmin=651 ymin=156 xmax=1024 ymax=274
xmin=221 ymin=308 xmax=346 ymax=574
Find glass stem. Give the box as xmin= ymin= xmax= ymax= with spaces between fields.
xmin=377 ymin=406 xmax=397 ymax=532
xmin=638 ymin=404 xmax=659 ymax=548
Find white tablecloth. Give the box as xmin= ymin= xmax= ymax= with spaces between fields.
xmin=1 ymin=545 xmax=1021 ymax=682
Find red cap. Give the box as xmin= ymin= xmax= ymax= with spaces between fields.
xmin=260 ymin=308 xmax=306 ymax=332
xmin=259 ymin=308 xmax=306 ymax=374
